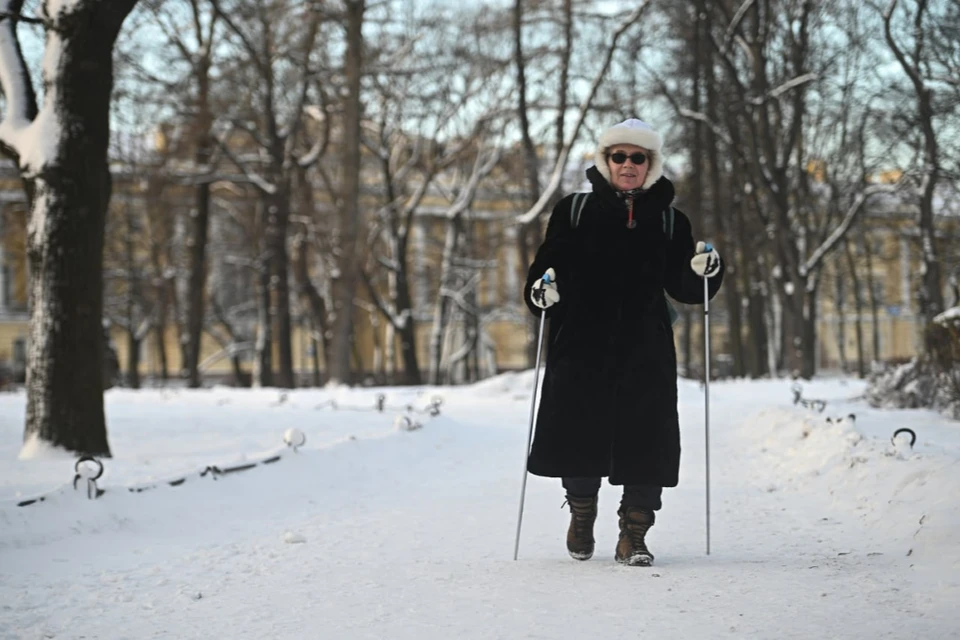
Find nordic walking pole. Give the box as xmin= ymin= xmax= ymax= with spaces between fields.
xmin=514 ymin=272 xmax=551 ymax=561
xmin=703 ymin=267 xmax=712 ymax=556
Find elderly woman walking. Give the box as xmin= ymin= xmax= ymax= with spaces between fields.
xmin=523 ymin=118 xmax=724 ymax=566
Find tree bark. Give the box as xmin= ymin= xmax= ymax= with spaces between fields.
xmin=267 ymin=185 xmax=294 ymax=388
xmin=863 ymin=228 xmax=881 ymax=365
xmin=292 ymin=233 xmax=329 ymax=383
xmin=834 ymin=262 xmax=848 ymax=372
xmin=844 ymin=239 xmax=866 ymax=377
xmin=18 ymin=1 xmax=139 ymax=456
xmin=328 ymin=0 xmax=365 ymax=385
xmin=253 ymin=200 xmax=273 ymax=387
xmin=185 ymin=122 xmax=213 ymax=388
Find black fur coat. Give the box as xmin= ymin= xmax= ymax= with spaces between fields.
xmin=522 ymin=169 xmax=724 ymax=487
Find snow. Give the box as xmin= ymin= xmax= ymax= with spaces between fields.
xmin=934 ymin=306 xmax=960 ymax=324
xmin=17 ymin=429 xmax=76 ymax=461
xmin=0 ymin=18 xmax=63 ymax=177
xmin=1 ymin=376 xmax=958 ymax=638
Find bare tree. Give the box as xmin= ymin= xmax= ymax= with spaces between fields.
xmin=143 ymin=0 xmax=223 ymax=388
xmin=881 ymin=0 xmax=946 ymax=323
xmin=428 ymin=146 xmax=502 ymax=385
xmin=210 ymin=0 xmax=325 ymax=388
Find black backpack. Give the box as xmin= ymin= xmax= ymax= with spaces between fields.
xmin=568 ymin=192 xmax=680 ymax=326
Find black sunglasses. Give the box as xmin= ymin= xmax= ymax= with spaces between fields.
xmin=608 ymin=151 xmax=647 ymax=165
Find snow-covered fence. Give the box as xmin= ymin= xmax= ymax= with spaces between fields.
xmin=791 ymin=383 xmax=828 ymax=413
xmin=14 ymin=393 xmax=445 ymax=508
xmin=15 ymin=445 xmax=297 ymax=508
xmin=315 ymin=394 xmax=443 ymax=417
xmin=891 ymin=427 xmax=917 ymax=448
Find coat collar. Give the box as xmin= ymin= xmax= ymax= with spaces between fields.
xmin=586 ymin=166 xmax=675 ymax=215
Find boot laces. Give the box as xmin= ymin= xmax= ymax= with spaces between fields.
xmin=563 ymin=499 xmax=596 ymax=539
xmin=621 ymin=510 xmax=652 ymax=553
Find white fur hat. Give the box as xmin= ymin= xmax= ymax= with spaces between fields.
xmin=594 ymin=118 xmax=663 ymax=190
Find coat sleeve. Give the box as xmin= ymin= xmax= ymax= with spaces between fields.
xmin=522 ymin=196 xmax=577 ymax=317
xmin=663 ymin=208 xmax=724 ymax=305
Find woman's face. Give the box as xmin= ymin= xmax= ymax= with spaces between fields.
xmin=606 ymin=143 xmax=650 ymax=191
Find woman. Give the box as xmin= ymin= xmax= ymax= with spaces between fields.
xmin=523 ymin=118 xmax=723 ymax=566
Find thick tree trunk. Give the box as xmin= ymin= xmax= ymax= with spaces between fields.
xmin=328 ymin=0 xmax=365 ymax=385
xmin=23 ymin=3 xmax=138 ymax=456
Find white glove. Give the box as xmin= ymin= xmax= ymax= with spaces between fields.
xmin=691 ymin=242 xmax=721 ymax=278
xmin=530 ymin=268 xmax=560 ymax=309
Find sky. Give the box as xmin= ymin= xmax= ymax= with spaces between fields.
xmin=1 ymin=373 xmax=957 ymax=638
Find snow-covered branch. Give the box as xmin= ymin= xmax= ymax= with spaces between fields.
xmin=0 ymin=0 xmax=39 ymax=159
xmin=747 ymin=73 xmax=818 ymax=105
xmin=215 ymin=132 xmax=277 ymax=195
xmin=445 ymin=147 xmax=501 ymax=220
xmin=0 ymin=10 xmax=47 ymax=26
xmin=800 ymin=183 xmax=899 ymax=276
xmin=721 ymin=0 xmax=755 ymax=54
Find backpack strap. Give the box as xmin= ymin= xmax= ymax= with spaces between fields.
xmin=663 ymin=205 xmax=678 ymax=326
xmin=662 ymin=206 xmax=675 ymax=239
xmin=570 ymin=192 xmax=589 ymax=228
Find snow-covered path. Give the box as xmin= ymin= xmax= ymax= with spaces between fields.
xmin=1 ymin=376 xmax=957 ymax=639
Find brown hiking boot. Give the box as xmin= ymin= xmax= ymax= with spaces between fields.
xmin=615 ymin=506 xmax=655 ymax=566
xmin=564 ymin=495 xmax=598 ymax=560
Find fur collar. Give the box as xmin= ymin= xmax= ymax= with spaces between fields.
xmin=586 ymin=166 xmax=675 ymax=215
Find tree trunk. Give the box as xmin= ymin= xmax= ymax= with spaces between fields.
xmin=702 ymin=29 xmax=745 ymax=378
xmin=863 ymin=228 xmax=881 ymax=365
xmin=393 ymin=265 xmax=422 ymax=385
xmin=253 ymin=201 xmax=273 ymax=387
xmin=513 ymin=0 xmax=545 ymax=371
xmin=328 ymin=0 xmax=365 ymax=385
xmin=800 ymin=287 xmax=818 ymax=379
xmin=254 ymin=260 xmax=273 ymax=387
xmin=153 ymin=278 xmax=169 ymax=381
xmin=22 ymin=3 xmax=138 ymax=456
xmin=844 ymin=239 xmax=866 ymax=378
xmin=746 ymin=274 xmax=769 ymax=378
xmin=292 ymin=234 xmax=329 ymax=384
xmin=126 ymin=333 xmax=141 ymax=389
xmin=310 ymin=335 xmax=321 ymax=387
xmin=267 ymin=187 xmax=294 ymax=388
xmin=185 ymin=161 xmax=211 ymax=388
xmin=835 ymin=263 xmax=848 ymax=372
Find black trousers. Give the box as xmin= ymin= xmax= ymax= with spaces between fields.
xmin=563 ymin=477 xmax=663 ymax=511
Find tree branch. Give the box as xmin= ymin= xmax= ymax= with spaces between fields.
xmin=0 ymin=11 xmax=47 ymax=26
xmin=0 ymin=0 xmax=39 ymax=158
